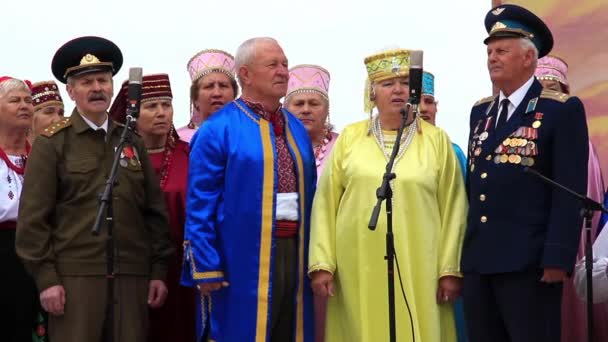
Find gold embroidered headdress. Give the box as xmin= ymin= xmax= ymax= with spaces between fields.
xmin=363 ymin=49 xmax=411 ymax=113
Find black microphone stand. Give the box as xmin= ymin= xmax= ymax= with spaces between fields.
xmin=524 ymin=167 xmax=608 ymax=342
xmin=92 ymin=111 xmax=138 ymax=342
xmin=368 ymin=103 xmax=413 ymax=342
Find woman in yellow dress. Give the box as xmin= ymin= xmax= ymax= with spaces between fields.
xmin=308 ymin=49 xmax=467 ymax=341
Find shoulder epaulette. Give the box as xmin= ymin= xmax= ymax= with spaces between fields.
xmin=474 ymin=96 xmax=494 ymax=107
xmin=40 ymin=118 xmax=71 ymax=137
xmin=540 ymin=89 xmax=570 ymax=103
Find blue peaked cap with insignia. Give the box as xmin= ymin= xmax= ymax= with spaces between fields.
xmin=484 ymin=4 xmax=553 ymax=58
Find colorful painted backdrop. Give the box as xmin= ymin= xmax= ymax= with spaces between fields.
xmin=494 ymin=0 xmax=608 ymax=183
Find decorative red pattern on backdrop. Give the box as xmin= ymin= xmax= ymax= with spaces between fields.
xmin=242 ymin=99 xmax=296 ymax=193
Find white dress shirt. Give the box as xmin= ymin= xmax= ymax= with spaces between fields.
xmin=496 ymin=75 xmax=535 ymax=127
xmin=80 ymin=112 xmax=109 ymax=132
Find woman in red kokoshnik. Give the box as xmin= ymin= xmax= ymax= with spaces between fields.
xmin=109 ymin=73 xmax=196 ymax=342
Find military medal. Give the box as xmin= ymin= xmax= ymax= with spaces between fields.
xmin=118 ymin=145 xmax=141 ymax=168
xmin=473 ymin=119 xmax=483 ymax=135
xmin=500 ymin=155 xmax=509 ymax=163
xmin=479 ymin=116 xmax=493 ymax=142
xmin=494 ymin=155 xmax=502 ymax=164
xmin=474 ymin=147 xmax=482 ymax=156
xmin=532 ymin=112 xmax=544 ymax=129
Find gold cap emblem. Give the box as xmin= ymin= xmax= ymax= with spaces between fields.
xmin=490 ymin=21 xmax=507 ymax=33
xmin=492 ymin=7 xmax=505 ymax=16
xmin=80 ymin=53 xmax=101 ymax=66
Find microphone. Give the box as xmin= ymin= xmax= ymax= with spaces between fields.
xmin=408 ymin=50 xmax=423 ymax=106
xmin=126 ymin=67 xmax=143 ymax=120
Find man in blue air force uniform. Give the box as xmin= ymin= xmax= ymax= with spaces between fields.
xmin=181 ymin=37 xmax=316 ymax=342
xmin=461 ymin=4 xmax=589 ymax=342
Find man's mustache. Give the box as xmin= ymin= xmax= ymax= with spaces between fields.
xmin=88 ymin=93 xmax=108 ymax=101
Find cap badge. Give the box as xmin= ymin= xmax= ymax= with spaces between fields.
xmin=492 ymin=7 xmax=505 ymax=16
xmin=80 ymin=53 xmax=101 ymax=66
xmin=491 ymin=21 xmax=507 ymax=33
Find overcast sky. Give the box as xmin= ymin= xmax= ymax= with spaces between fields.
xmin=3 ymin=0 xmax=491 ymax=148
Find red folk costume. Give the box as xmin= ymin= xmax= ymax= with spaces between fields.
xmin=109 ymin=74 xmax=196 ymax=342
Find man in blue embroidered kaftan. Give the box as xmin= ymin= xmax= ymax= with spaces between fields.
xmin=181 ymin=37 xmax=316 ymax=342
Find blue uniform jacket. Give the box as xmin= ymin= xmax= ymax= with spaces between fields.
xmin=461 ymin=79 xmax=588 ymax=274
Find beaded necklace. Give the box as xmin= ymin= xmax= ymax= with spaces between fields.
xmin=0 ymin=142 xmax=30 ymax=174
xmin=147 ymin=133 xmax=175 ymax=191
xmin=371 ymin=114 xmax=417 ymax=167
xmin=0 ymin=141 xmax=30 ymax=200
xmin=313 ymin=130 xmax=333 ymax=167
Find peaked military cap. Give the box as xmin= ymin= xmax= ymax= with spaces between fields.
xmin=484 ymin=4 xmax=553 ymax=58
xmin=51 ymin=36 xmax=123 ymax=83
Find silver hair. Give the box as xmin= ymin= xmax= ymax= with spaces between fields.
xmin=0 ymin=78 xmax=31 ymax=98
xmin=519 ymin=38 xmax=539 ymax=60
xmin=234 ymin=37 xmax=278 ymax=86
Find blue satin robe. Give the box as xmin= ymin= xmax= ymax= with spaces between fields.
xmin=452 ymin=142 xmax=469 ymax=342
xmin=181 ymin=99 xmax=316 ymax=342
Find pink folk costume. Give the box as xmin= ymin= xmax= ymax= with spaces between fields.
xmin=109 ymin=74 xmax=196 ymax=342
xmin=535 ymin=55 xmax=608 ymax=342
xmin=286 ymin=64 xmax=339 ymax=180
xmin=177 ymin=49 xmax=236 ymax=143
xmin=286 ymin=65 xmax=338 ymax=342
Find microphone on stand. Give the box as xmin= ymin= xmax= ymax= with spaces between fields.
xmin=401 ymin=50 xmax=423 ymax=119
xmin=126 ymin=67 xmax=143 ymax=120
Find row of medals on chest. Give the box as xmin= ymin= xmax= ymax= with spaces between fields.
xmin=471 ymin=112 xmax=544 ymax=170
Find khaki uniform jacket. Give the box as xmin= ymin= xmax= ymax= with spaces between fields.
xmin=16 ymin=110 xmax=173 ymax=292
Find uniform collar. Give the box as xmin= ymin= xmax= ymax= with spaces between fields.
xmin=499 ymin=75 xmax=535 ymax=110
xmin=70 ymin=108 xmax=109 ymax=134
xmin=79 ymin=112 xmax=108 ymax=132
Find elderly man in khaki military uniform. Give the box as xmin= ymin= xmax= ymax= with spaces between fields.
xmin=16 ymin=36 xmax=173 ymax=342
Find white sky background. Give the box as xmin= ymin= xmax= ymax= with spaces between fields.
xmin=3 ymin=0 xmax=492 ymax=148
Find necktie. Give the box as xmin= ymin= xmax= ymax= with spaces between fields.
xmin=496 ymin=99 xmax=510 ymax=130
